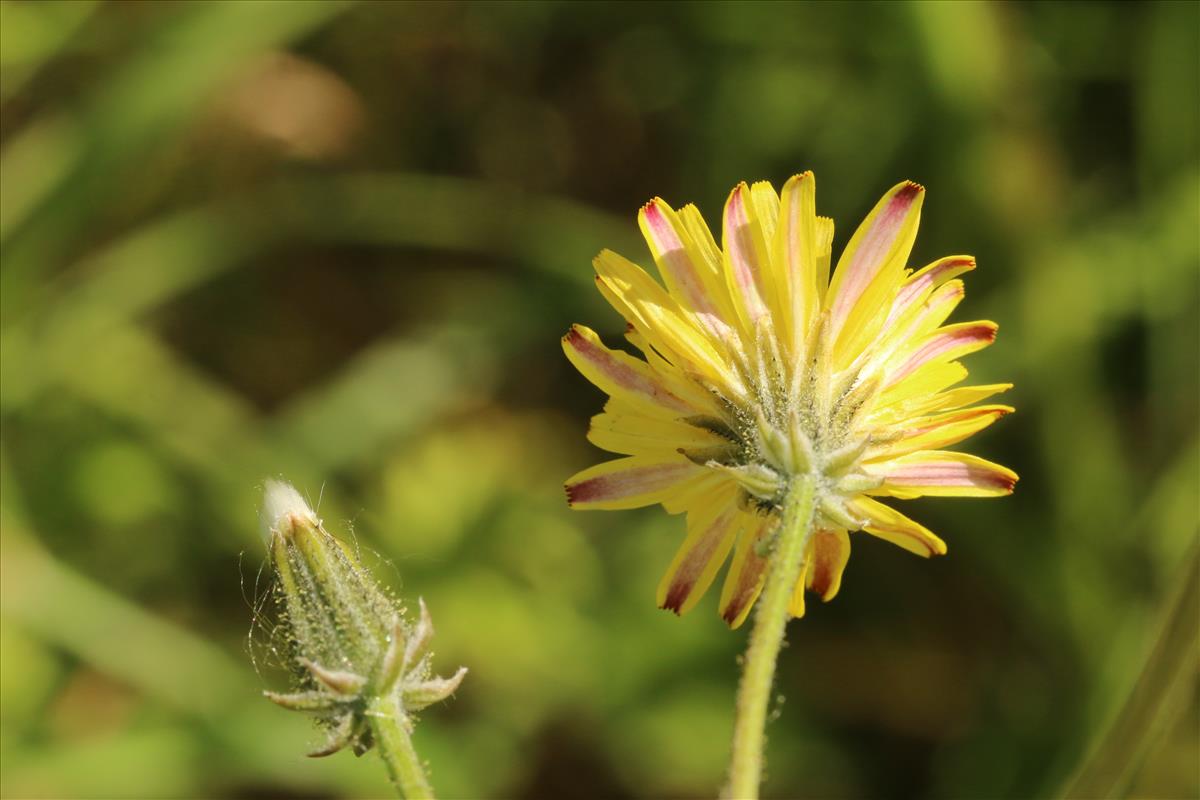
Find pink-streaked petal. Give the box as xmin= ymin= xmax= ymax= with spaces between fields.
xmin=749 ymin=180 xmax=791 ymax=335
xmin=562 ymin=324 xmax=694 ymax=416
xmin=885 ymin=256 xmax=975 ymax=327
xmin=853 ymin=279 xmax=966 ymax=379
xmin=848 ymin=496 xmax=947 ymax=556
xmin=658 ymin=494 xmax=741 ymax=615
xmin=886 ymin=321 xmax=998 ymax=387
xmin=883 ymin=278 xmax=967 ymax=349
xmin=827 ymin=181 xmax=925 ymax=339
xmin=621 ymin=329 xmax=725 ymax=413
xmin=591 ymin=265 xmax=677 ymax=363
xmin=719 ymin=513 xmax=774 ymax=628
xmin=864 ymin=450 xmax=1018 ymax=498
xmin=721 ymin=182 xmax=771 ymax=332
xmin=638 ymin=199 xmax=736 ymax=338
xmin=565 ymin=457 xmax=702 ymax=510
xmin=906 ymin=279 xmax=967 ymax=338
xmin=593 ymin=251 xmax=744 ymax=397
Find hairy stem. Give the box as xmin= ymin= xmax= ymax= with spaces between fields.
xmin=726 ymin=477 xmax=817 ymax=799
xmin=367 ymin=694 xmax=435 ymax=799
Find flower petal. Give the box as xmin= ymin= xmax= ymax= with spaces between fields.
xmin=787 ymin=557 xmax=812 ymax=618
xmin=815 ymin=216 xmax=835 ymax=280
xmin=658 ymin=487 xmax=741 ymax=615
xmin=587 ymin=409 xmax=728 ymax=456
xmin=565 ymin=456 xmax=704 ymax=510
xmin=749 ymin=181 xmax=782 ymax=251
xmin=885 ymin=255 xmax=975 ymax=328
xmin=878 ymin=383 xmax=1012 ymax=421
xmin=855 ymin=279 xmax=966 ymax=379
xmin=776 ymin=172 xmax=821 ymax=355
xmin=864 ymin=450 xmax=1018 ymax=498
xmin=893 ymin=279 xmax=967 ymax=345
xmin=848 ymin=496 xmax=947 ymax=556
xmin=749 ymin=180 xmax=792 ymax=341
xmin=660 ymin=471 xmax=735 ymax=515
xmin=877 ymin=360 xmax=969 ymax=408
xmin=677 ymin=203 xmax=724 ymax=277
xmin=593 ymin=250 xmax=743 ymax=396
xmin=868 ymin=404 xmax=1014 ymax=459
xmin=804 ymin=528 xmax=851 ymax=601
xmin=721 ymin=182 xmax=773 ymax=335
xmin=719 ymin=513 xmax=774 ymax=628
xmin=786 ymin=528 xmax=852 ymax=618
xmin=886 ymin=321 xmax=997 ymax=387
xmin=826 ymin=181 xmax=925 ymax=365
xmin=562 ymin=324 xmax=694 ymax=417
xmin=638 ymin=199 xmax=738 ymax=338
xmin=623 ymin=327 xmax=724 ymax=412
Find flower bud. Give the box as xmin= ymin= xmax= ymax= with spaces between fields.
xmin=259 ymin=479 xmax=466 ymax=758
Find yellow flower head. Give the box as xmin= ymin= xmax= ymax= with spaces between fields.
xmin=563 ymin=174 xmax=1017 ymax=627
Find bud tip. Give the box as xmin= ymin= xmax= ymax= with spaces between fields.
xmin=260 ymin=479 xmax=318 ymax=545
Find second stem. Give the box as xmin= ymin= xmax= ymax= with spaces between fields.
xmin=725 ymin=476 xmax=817 ymax=799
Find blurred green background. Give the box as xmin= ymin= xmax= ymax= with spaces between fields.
xmin=1 ymin=2 xmax=1197 ymax=798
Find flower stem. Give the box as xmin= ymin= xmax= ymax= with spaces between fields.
xmin=726 ymin=476 xmax=817 ymax=799
xmin=367 ymin=694 xmax=435 ymax=799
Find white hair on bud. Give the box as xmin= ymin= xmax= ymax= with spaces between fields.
xmin=260 ymin=479 xmax=318 ymax=545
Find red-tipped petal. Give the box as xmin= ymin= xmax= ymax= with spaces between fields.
xmin=887 ymin=322 xmax=998 ymax=387
xmin=827 ymin=181 xmax=925 ymax=337
xmin=718 ymin=514 xmax=773 ymax=628
xmin=886 ymin=256 xmax=976 ymax=327
xmin=804 ymin=528 xmax=851 ymax=601
xmin=865 ymin=450 xmax=1018 ymax=499
xmin=565 ymin=457 xmax=703 ymax=510
xmin=562 ymin=324 xmax=693 ymax=416
xmin=657 ymin=495 xmax=741 ymax=615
